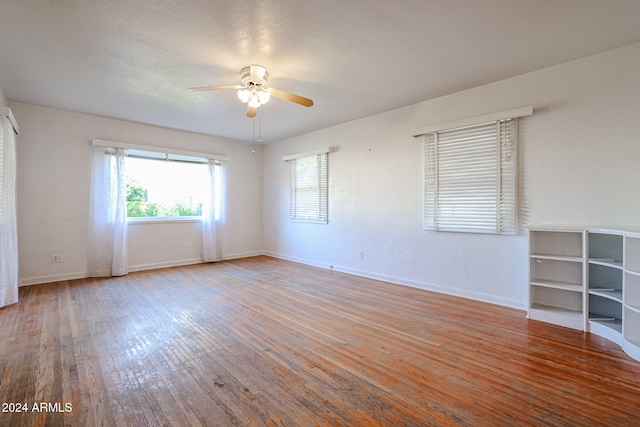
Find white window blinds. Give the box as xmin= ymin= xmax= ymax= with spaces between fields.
xmin=423 ymin=118 xmax=517 ymax=234
xmin=285 ymin=150 xmax=329 ymax=223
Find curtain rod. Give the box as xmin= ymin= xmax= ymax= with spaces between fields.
xmin=282 ymin=147 xmax=333 ymax=162
xmin=411 ymin=105 xmax=533 ymax=137
xmin=90 ymin=138 xmax=229 ymax=163
xmin=0 ymin=107 xmax=19 ymax=134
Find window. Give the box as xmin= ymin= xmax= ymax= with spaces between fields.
xmin=284 ymin=148 xmax=330 ymax=223
xmin=125 ymin=149 xmax=221 ymax=220
xmin=423 ymin=119 xmax=517 ymax=234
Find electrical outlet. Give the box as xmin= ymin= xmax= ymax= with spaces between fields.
xmin=51 ymin=254 xmax=63 ymax=263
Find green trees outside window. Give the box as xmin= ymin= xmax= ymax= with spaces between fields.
xmin=124 ymin=155 xmax=207 ymax=219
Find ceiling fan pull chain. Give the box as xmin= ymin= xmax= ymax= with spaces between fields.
xmin=252 ymin=119 xmax=256 ymax=154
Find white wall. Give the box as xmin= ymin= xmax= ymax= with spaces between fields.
xmin=263 ymin=42 xmax=640 ymax=309
xmin=11 ymin=42 xmax=640 ymax=307
xmin=0 ymin=87 xmax=6 ymax=107
xmin=12 ymin=102 xmax=263 ymax=285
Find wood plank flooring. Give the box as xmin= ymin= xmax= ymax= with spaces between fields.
xmin=1 ymin=256 xmax=640 ymax=426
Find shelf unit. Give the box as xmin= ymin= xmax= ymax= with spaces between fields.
xmin=528 ymin=229 xmax=585 ymax=330
xmin=529 ymin=227 xmax=640 ymax=363
xmin=588 ymin=232 xmax=624 ymax=344
xmin=624 ymin=235 xmax=640 ymax=361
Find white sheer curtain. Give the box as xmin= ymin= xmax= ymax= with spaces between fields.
xmin=202 ymin=160 xmax=226 ymax=262
xmin=0 ymin=117 xmax=18 ymax=308
xmin=87 ymin=146 xmax=128 ymax=276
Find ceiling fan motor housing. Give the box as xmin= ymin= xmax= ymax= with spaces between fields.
xmin=241 ymin=65 xmax=269 ymax=87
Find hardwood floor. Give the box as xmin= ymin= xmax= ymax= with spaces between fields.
xmin=1 ymin=256 xmax=640 ymax=426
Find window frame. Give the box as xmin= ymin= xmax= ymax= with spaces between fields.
xmin=414 ymin=106 xmax=532 ymax=236
xmin=90 ymin=139 xmax=228 ymax=224
xmin=125 ymin=150 xmax=210 ymax=222
xmin=423 ymin=120 xmax=517 ymax=234
xmin=283 ymin=147 xmax=331 ymax=224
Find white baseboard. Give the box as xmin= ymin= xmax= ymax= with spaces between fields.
xmin=20 ymin=272 xmax=87 ymax=287
xmin=263 ymin=251 xmax=525 ymax=310
xmin=263 ymin=251 xmax=329 ymax=270
xmin=128 ymin=258 xmax=204 ymax=273
xmin=221 ymin=250 xmax=265 ymax=260
xmin=19 ymin=251 xmax=266 ymax=287
xmin=19 ymin=250 xmax=524 ymax=311
xmin=127 ymin=251 xmax=265 ymax=272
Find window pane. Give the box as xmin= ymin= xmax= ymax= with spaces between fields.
xmin=290 ymin=153 xmax=328 ymax=223
xmin=424 ymin=119 xmax=517 ymax=234
xmin=125 ymin=157 xmax=208 ymax=218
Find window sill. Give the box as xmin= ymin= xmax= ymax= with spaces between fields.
xmin=127 ymin=217 xmax=203 ymax=225
xmin=291 ymin=219 xmax=328 ymax=224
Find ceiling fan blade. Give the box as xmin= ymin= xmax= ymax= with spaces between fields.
xmin=246 ymin=105 xmax=257 ymax=118
xmin=187 ymin=84 xmax=242 ymax=92
xmin=269 ymin=88 xmax=314 ymax=107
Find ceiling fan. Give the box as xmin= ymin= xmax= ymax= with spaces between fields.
xmin=188 ymin=65 xmax=314 ymax=118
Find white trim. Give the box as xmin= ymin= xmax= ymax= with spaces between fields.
xmin=529 ymin=225 xmax=640 ymax=236
xmin=0 ymin=107 xmax=19 ymax=134
xmin=20 ymin=271 xmax=87 ymax=287
xmin=282 ymin=147 xmax=332 ymax=162
xmin=222 ymin=250 xmax=265 ymax=260
xmin=91 ymin=138 xmax=230 ymax=162
xmin=128 ymin=251 xmax=264 ymax=272
xmin=18 ymin=251 xmax=266 ymax=286
xmin=264 ymin=251 xmax=525 ymax=310
xmin=128 ymin=258 xmax=204 ymax=273
xmin=291 ymin=218 xmax=329 ymax=225
xmin=411 ymin=105 xmax=533 ymax=137
xmin=127 ymin=217 xmax=202 ymax=225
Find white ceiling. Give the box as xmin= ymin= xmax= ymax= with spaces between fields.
xmin=1 ymin=0 xmax=640 ymax=143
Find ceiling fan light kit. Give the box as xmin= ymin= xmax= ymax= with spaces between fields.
xmin=237 ymin=87 xmax=270 ymax=108
xmin=237 ymin=65 xmax=271 ymax=108
xmin=189 ymin=64 xmax=313 ymax=118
